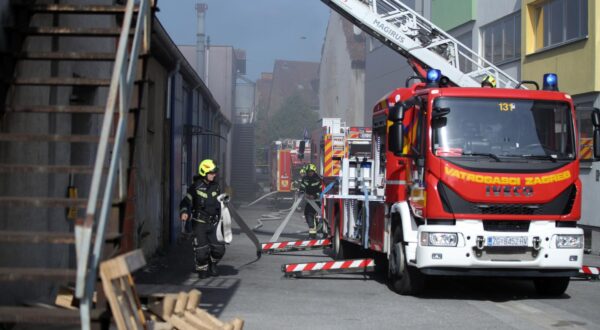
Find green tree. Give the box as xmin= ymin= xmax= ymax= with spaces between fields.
xmin=254 ymin=93 xmax=319 ymax=169
xmin=266 ymin=93 xmax=319 ymax=142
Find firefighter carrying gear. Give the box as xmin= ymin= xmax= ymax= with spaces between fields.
xmin=299 ymin=164 xmax=323 ymax=239
xmin=180 ymin=159 xmax=224 ymax=277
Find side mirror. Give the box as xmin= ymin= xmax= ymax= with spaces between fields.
xmin=298 ymin=140 xmax=305 ymax=159
xmin=389 ymin=102 xmax=404 ymax=121
xmin=388 ymin=122 xmax=404 ymax=156
xmin=592 ymin=109 xmax=600 ymax=127
xmin=592 ymin=109 xmax=600 ymax=159
xmin=433 ymin=107 xmax=450 ymax=118
xmin=594 ymin=129 xmax=600 ymax=159
xmin=431 ymin=116 xmax=447 ymax=130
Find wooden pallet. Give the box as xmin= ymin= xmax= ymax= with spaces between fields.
xmin=148 ymin=290 xmax=244 ymax=330
xmin=99 ymin=249 xmax=148 ymax=329
xmin=100 ymin=249 xmax=244 ymax=330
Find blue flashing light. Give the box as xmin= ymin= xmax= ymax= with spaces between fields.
xmin=543 ymin=73 xmax=558 ymax=91
xmin=426 ymin=69 xmax=441 ymax=83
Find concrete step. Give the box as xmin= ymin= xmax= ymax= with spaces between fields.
xmin=24 ymin=3 xmax=133 ymax=14
xmin=0 ymin=133 xmax=113 ymax=143
xmin=0 ymin=164 xmax=99 ymax=174
xmin=0 ymin=306 xmax=81 ymax=324
xmin=12 ymin=77 xmax=110 ymax=86
xmin=13 ymin=51 xmax=116 ymax=61
xmin=0 ymin=230 xmax=121 ymax=244
xmin=19 ymin=26 xmax=129 ymax=37
xmin=0 ymin=306 xmax=106 ymax=324
xmin=6 ymin=105 xmax=105 ymax=113
xmin=0 ymin=196 xmax=125 ymax=208
xmin=0 ymin=196 xmax=89 ymax=207
xmin=0 ymin=267 xmax=75 ymax=282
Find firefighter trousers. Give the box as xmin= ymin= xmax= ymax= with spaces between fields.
xmin=192 ymin=219 xmax=225 ymax=270
xmin=304 ymin=201 xmax=321 ymax=237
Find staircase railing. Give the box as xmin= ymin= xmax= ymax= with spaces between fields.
xmin=73 ymin=0 xmax=154 ymax=328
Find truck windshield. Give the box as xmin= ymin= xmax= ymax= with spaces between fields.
xmin=432 ymin=97 xmax=575 ymax=161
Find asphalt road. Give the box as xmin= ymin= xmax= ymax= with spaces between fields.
xmin=137 ymin=201 xmax=600 ymax=330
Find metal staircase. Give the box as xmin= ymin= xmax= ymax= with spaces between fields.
xmin=321 ymin=0 xmax=520 ymax=88
xmin=0 ymin=0 xmax=154 ymax=328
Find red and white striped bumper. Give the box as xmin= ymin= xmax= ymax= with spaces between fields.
xmin=262 ymin=238 xmax=331 ymax=253
xmin=282 ymin=258 xmax=375 ymax=277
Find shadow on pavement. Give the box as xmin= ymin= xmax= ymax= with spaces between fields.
xmin=369 ymin=270 xmax=573 ymax=302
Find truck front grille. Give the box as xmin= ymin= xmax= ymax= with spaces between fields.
xmin=483 ymin=220 xmax=530 ymax=232
xmin=438 ymin=182 xmax=576 ymax=216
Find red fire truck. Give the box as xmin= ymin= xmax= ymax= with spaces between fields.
xmin=270 ymin=139 xmax=310 ymax=194
xmin=321 ymin=71 xmax=600 ymax=296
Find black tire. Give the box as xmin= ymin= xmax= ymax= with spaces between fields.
xmin=388 ymin=225 xmax=425 ymax=295
xmin=333 ymin=225 xmax=345 ymax=260
xmin=534 ymin=277 xmax=570 ymax=296
xmin=332 ymin=215 xmax=361 ymax=260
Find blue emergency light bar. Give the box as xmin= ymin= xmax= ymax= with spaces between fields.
xmin=427 ymin=69 xmax=441 ymax=83
xmin=543 ymin=73 xmax=558 ymax=91
xmin=426 ymin=69 xmax=442 ymax=87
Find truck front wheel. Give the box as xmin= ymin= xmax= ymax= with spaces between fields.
xmin=388 ymin=225 xmax=424 ymax=295
xmin=533 ymin=277 xmax=570 ymax=296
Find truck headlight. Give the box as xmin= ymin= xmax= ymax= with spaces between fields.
xmin=555 ymin=235 xmax=583 ymax=249
xmin=421 ymin=232 xmax=458 ymax=247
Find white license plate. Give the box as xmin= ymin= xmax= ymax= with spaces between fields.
xmin=486 ymin=236 xmax=528 ymax=247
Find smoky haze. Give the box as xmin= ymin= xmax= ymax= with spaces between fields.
xmin=157 ymin=0 xmax=330 ymax=81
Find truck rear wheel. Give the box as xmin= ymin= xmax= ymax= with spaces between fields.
xmin=533 ymin=277 xmax=570 ymax=296
xmin=333 ymin=226 xmax=345 ymax=260
xmin=388 ymin=225 xmax=424 ymax=295
xmin=332 ymin=217 xmax=359 ymax=260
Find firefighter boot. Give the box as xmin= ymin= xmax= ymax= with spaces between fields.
xmin=208 ymin=259 xmax=219 ymax=277
xmin=196 ymin=264 xmax=209 ymax=279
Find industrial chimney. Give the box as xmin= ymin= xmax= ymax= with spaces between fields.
xmin=195 ymin=3 xmax=208 ymax=80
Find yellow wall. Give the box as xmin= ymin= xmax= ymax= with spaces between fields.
xmin=521 ymin=0 xmax=599 ymax=95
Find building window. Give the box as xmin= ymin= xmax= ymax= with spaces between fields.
xmin=482 ymin=12 xmax=521 ymax=64
xmin=543 ymin=0 xmax=588 ymax=48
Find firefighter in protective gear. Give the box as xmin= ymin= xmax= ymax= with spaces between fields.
xmin=299 ymin=163 xmax=323 ymax=239
xmin=481 ymin=75 xmax=496 ymax=88
xmin=299 ymin=166 xmax=306 ymax=177
xmin=179 ymin=159 xmax=225 ymax=278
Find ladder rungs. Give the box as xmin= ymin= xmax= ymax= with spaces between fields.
xmin=0 ymin=267 xmax=75 ymax=282
xmin=0 ymin=164 xmax=97 ymax=174
xmin=0 ymin=133 xmax=113 ymax=143
xmin=12 ymin=77 xmax=110 ymax=86
xmin=14 ymin=51 xmax=116 ymax=61
xmin=0 ymin=231 xmax=121 ymax=244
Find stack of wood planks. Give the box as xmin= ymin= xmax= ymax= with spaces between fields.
xmin=99 ymin=249 xmax=244 ymax=330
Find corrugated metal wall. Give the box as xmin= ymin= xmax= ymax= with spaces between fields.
xmin=230 ymin=123 xmax=256 ymax=201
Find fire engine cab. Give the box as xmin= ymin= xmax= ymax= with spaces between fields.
xmin=321 ymin=71 xmax=600 ymax=295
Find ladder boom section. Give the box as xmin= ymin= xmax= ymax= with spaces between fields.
xmin=321 ymin=0 xmax=521 ymax=88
